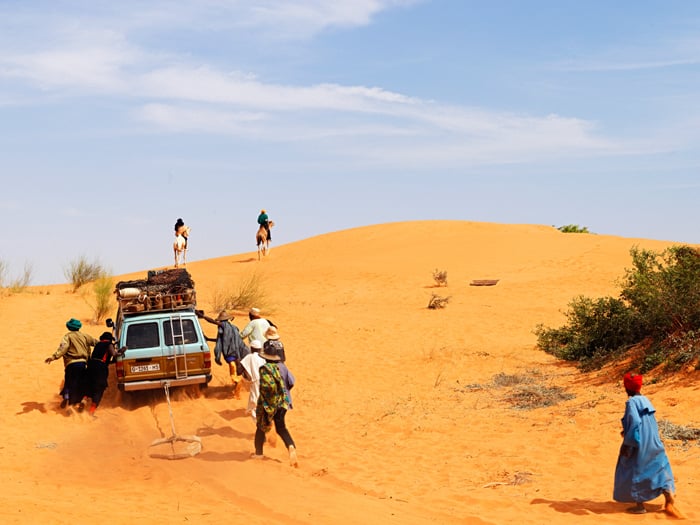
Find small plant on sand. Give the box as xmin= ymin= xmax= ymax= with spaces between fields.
xmin=92 ymin=273 xmax=114 ymax=323
xmin=432 ymin=268 xmax=448 ymax=287
xmin=64 ymin=256 xmax=105 ymax=292
xmin=209 ymin=272 xmax=269 ymax=313
xmin=505 ymin=384 xmax=575 ymax=410
xmin=79 ymin=272 xmax=114 ymax=323
xmin=0 ymin=259 xmax=6 ymax=288
xmin=492 ymin=372 xmax=534 ymax=387
xmin=557 ymin=224 xmax=591 ymax=234
xmin=658 ymin=420 xmax=700 ymax=442
xmin=427 ymin=293 xmax=450 ymax=309
xmin=490 ymin=372 xmax=574 ymax=410
xmin=8 ymin=262 xmax=34 ymax=293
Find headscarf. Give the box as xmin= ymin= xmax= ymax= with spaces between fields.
xmin=66 ymin=318 xmax=82 ymax=331
xmin=623 ymin=372 xmax=643 ymax=393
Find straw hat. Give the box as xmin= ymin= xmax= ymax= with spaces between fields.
xmin=216 ymin=311 xmax=233 ymax=322
xmin=265 ymin=326 xmax=280 ymax=340
xmin=259 ymin=346 xmax=281 ymax=361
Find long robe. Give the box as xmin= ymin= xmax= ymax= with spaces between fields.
xmin=239 ymin=352 xmax=266 ymax=417
xmin=613 ymin=394 xmax=675 ymax=502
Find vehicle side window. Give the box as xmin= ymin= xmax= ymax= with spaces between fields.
xmin=125 ymin=322 xmax=160 ymax=349
xmin=164 ymin=319 xmax=199 ymax=345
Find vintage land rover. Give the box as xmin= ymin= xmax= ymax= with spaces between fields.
xmin=107 ymin=269 xmax=212 ymax=392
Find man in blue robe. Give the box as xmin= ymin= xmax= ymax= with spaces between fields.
xmin=613 ymin=372 xmax=679 ymax=515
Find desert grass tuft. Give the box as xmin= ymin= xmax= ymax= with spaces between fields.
xmin=209 ymin=272 xmax=270 ymax=313
xmin=8 ymin=262 xmax=34 ymax=293
xmin=64 ymin=256 xmax=105 ymax=292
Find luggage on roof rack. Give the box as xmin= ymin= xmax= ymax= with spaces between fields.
xmin=115 ymin=269 xmax=196 ymax=314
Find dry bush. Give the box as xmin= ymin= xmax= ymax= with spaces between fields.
xmin=488 ymin=372 xmax=574 ymax=410
xmin=505 ymin=384 xmax=575 ymax=410
xmin=658 ymin=419 xmax=700 ymax=441
xmin=209 ymin=272 xmax=269 ymax=313
xmin=427 ymin=293 xmax=450 ymax=309
xmin=8 ymin=262 xmax=34 ymax=293
xmin=432 ymin=268 xmax=448 ymax=287
xmin=492 ymin=372 xmax=535 ymax=387
xmin=64 ymin=256 xmax=105 ymax=292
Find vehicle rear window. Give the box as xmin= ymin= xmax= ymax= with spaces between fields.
xmin=164 ymin=319 xmax=199 ymax=345
xmin=125 ymin=322 xmax=160 ymax=349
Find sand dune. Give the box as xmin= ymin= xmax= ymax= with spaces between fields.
xmin=1 ymin=221 xmax=697 ymax=524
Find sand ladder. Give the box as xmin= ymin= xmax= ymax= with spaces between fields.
xmin=149 ymin=382 xmax=202 ymax=460
xmin=168 ymin=314 xmax=188 ymax=380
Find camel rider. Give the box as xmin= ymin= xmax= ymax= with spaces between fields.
xmin=174 ymin=218 xmax=190 ymax=249
xmin=257 ymin=209 xmax=271 ymax=242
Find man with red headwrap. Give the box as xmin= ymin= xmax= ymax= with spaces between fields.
xmin=613 ymin=372 xmax=682 ymax=517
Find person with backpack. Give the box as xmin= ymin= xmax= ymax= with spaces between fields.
xmin=252 ymin=345 xmax=297 ymax=467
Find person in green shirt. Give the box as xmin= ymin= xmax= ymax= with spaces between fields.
xmin=257 ymin=209 xmax=271 ymax=242
xmin=45 ymin=318 xmax=98 ymax=410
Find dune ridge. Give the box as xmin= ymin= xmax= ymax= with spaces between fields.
xmin=1 ymin=220 xmax=697 ymax=524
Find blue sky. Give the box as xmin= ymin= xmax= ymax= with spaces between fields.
xmin=1 ymin=1 xmax=699 ymax=285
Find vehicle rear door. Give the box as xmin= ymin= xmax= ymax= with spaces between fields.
xmin=121 ymin=319 xmax=167 ymax=383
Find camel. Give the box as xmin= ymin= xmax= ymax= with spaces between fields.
xmin=174 ymin=226 xmax=190 ymax=268
xmin=256 ymin=221 xmax=274 ymax=260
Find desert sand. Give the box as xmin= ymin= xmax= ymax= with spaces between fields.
xmin=1 ymin=220 xmax=697 ymax=524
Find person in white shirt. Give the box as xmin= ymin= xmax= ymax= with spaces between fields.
xmin=240 ymin=307 xmax=271 ymax=345
xmin=239 ymin=340 xmax=266 ymax=421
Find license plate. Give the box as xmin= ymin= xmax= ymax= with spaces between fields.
xmin=131 ymin=363 xmax=160 ymax=373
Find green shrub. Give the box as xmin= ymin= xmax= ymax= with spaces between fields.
xmin=557 ymin=224 xmax=590 ymax=234
xmin=64 ymin=256 xmax=105 ymax=292
xmin=92 ymin=274 xmax=114 ymax=323
xmin=535 ymin=295 xmax=639 ymax=363
xmin=620 ymin=246 xmax=700 ymax=337
xmin=535 ymin=245 xmax=700 ymax=371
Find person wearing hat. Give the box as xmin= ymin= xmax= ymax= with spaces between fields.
xmin=240 ymin=307 xmax=271 ymax=346
xmin=239 ymin=340 xmax=266 ymax=421
xmin=86 ymin=331 xmax=124 ymax=416
xmin=253 ymin=344 xmax=297 ymax=467
xmin=197 ymin=309 xmax=250 ymax=396
xmin=613 ymin=372 xmax=682 ymax=517
xmin=257 ymin=209 xmax=271 ymax=242
xmin=262 ymin=325 xmax=286 ymax=363
xmin=45 ymin=318 xmax=98 ymax=410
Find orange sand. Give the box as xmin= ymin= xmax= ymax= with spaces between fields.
xmin=1 ymin=221 xmax=697 ymax=524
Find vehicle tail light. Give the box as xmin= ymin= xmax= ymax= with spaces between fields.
xmin=203 ymin=350 xmax=211 ymax=369
xmin=116 ymin=360 xmax=124 ymax=379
